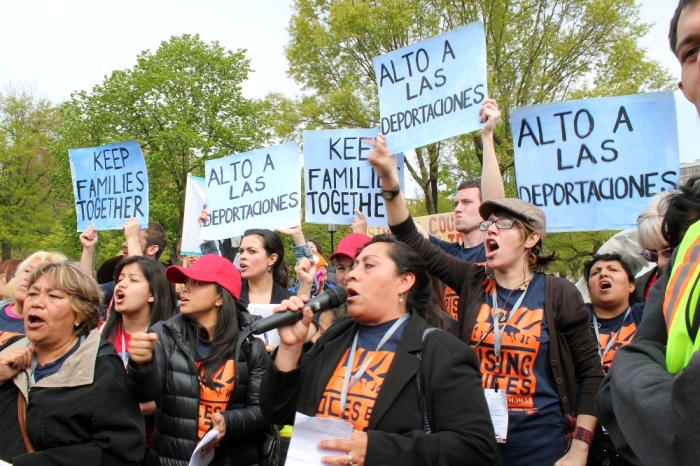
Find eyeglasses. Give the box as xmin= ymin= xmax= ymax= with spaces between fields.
xmin=640 ymin=248 xmax=673 ymax=262
xmin=479 ymin=218 xmax=516 ymax=231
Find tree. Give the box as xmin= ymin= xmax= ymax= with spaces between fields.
xmin=275 ymin=0 xmax=674 ymax=213
xmin=50 ymin=34 xmax=271 ymax=261
xmin=0 ymin=87 xmax=62 ymax=261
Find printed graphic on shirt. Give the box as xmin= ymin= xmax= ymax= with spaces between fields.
xmin=471 ymin=302 xmax=545 ymax=413
xmin=0 ymin=330 xmax=22 ymax=346
xmin=444 ymin=285 xmax=459 ymax=321
xmin=196 ymin=360 xmax=235 ymax=440
xmin=317 ymin=347 xmax=396 ymax=431
xmin=589 ymin=302 xmax=644 ymax=372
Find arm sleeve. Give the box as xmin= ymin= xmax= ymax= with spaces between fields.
xmin=12 ymin=358 xmax=145 ymax=466
xmin=259 ymin=354 xmax=305 ymax=426
xmin=557 ymin=281 xmax=604 ymax=416
xmin=221 ymin=338 xmax=271 ymax=445
xmin=391 ymin=215 xmax=481 ymax=295
xmin=365 ymin=336 xmax=497 ymax=465
xmin=126 ymin=333 xmax=165 ymax=403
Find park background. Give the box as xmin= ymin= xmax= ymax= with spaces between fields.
xmin=0 ymin=0 xmax=693 ymax=279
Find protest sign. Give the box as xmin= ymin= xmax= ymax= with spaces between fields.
xmin=303 ymin=129 xmax=405 ymax=226
xmin=68 ymin=140 xmax=149 ymax=232
xmin=511 ymin=91 xmax=680 ymax=232
xmin=372 ymin=21 xmax=487 ymax=155
xmin=200 ymin=142 xmax=301 ymax=240
xmin=180 ymin=175 xmax=206 ymax=256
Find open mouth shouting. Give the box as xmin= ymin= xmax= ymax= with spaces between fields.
xmin=26 ymin=312 xmax=46 ymax=330
xmin=485 ymin=239 xmax=500 ymax=259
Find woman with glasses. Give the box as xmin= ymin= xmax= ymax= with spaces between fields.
xmin=368 ymin=134 xmax=603 ymax=466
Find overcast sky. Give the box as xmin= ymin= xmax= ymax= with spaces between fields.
xmin=0 ymin=0 xmax=683 ymax=102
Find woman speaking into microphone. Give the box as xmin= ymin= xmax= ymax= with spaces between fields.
xmin=259 ymin=235 xmax=497 ymax=466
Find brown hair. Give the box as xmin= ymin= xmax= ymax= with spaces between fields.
xmin=670 ymin=0 xmax=699 ymax=56
xmin=457 ymin=180 xmax=482 ymax=201
xmin=27 ymin=262 xmax=102 ymax=337
xmin=145 ymin=221 xmax=168 ymax=260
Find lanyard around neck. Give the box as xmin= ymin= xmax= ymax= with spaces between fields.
xmin=338 ymin=314 xmax=409 ymax=422
xmin=491 ymin=285 xmax=529 ymax=363
xmin=592 ymin=307 xmax=630 ymax=366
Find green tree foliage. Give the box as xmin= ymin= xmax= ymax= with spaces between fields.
xmin=0 ymin=87 xmax=62 ymax=261
xmin=275 ymin=0 xmax=674 ymax=213
xmin=544 ymin=230 xmax=617 ymax=279
xmin=51 ymin=34 xmax=271 ymax=263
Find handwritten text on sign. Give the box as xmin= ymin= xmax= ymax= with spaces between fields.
xmin=201 ymin=142 xmax=301 ymax=239
xmin=372 ymin=21 xmax=488 ymax=154
xmin=511 ymin=91 xmax=680 ymax=232
xmin=68 ymin=140 xmax=149 ymax=232
xmin=303 ymin=129 xmax=405 ymax=226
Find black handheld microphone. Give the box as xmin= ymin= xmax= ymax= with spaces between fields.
xmin=249 ymin=287 xmax=348 ymax=335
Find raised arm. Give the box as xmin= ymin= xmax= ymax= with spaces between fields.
xmin=78 ymin=226 xmax=98 ymax=275
xmin=479 ymin=99 xmax=505 ymax=202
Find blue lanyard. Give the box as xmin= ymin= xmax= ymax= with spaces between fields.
xmin=592 ymin=307 xmax=630 ymax=366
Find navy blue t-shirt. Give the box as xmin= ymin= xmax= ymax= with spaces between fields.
xmin=469 ymin=273 xmax=567 ymax=464
xmin=0 ymin=303 xmax=25 ymax=346
xmin=33 ymin=339 xmax=81 ymax=383
xmin=429 ymin=235 xmax=487 ymax=263
xmin=586 ymin=302 xmax=645 ymax=372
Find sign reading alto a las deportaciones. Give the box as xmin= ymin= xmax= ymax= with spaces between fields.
xmin=372 ymin=21 xmax=488 ymax=154
xmin=511 ymin=91 xmax=680 ymax=232
xmin=201 ymin=142 xmax=301 ymax=239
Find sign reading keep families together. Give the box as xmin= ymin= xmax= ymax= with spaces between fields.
xmin=67 ymin=23 xmax=686 ymax=236
xmin=68 ymin=140 xmax=149 ymax=232
xmin=303 ymin=129 xmax=405 ymax=226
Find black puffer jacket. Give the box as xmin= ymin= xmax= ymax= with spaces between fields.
xmin=127 ymin=312 xmax=269 ymax=466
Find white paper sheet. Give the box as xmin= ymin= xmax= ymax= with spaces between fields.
xmin=484 ymin=388 xmax=509 ymax=443
xmin=188 ymin=429 xmax=219 ymax=466
xmin=285 ymin=412 xmax=354 ymax=466
xmin=248 ymin=303 xmax=281 ymax=347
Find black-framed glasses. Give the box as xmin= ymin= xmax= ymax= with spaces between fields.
xmin=640 ymin=248 xmax=673 ymax=262
xmin=479 ymin=218 xmax=515 ymax=231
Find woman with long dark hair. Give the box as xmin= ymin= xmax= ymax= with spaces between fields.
xmin=126 ymin=254 xmax=269 ymax=466
xmin=238 ymin=229 xmax=292 ymax=306
xmin=260 ymin=235 xmax=497 ymax=465
xmin=100 ymin=256 xmax=176 ymax=458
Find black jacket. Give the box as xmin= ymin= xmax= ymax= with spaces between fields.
xmin=0 ymin=329 xmax=145 ymax=465
xmin=127 ymin=312 xmax=269 ymax=466
xmin=260 ymin=313 xmax=498 ymax=465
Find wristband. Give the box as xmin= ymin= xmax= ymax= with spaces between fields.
xmin=572 ymin=426 xmax=594 ymax=446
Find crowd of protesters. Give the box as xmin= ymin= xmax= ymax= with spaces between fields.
xmin=0 ymin=1 xmax=699 ymax=464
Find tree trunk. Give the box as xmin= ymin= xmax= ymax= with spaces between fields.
xmin=2 ymin=240 xmax=11 ymax=261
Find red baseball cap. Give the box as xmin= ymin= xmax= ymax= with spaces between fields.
xmin=329 ymin=233 xmax=371 ymax=262
xmin=165 ymin=254 xmax=242 ymax=300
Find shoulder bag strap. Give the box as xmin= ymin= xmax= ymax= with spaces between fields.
xmin=415 ymin=327 xmax=439 ymax=434
xmin=17 ymin=390 xmax=36 ymax=453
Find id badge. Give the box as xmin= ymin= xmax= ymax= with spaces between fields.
xmin=483 ymin=388 xmax=508 ymax=443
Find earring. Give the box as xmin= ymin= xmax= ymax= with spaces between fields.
xmin=74 ymin=322 xmax=80 ymax=327
xmin=399 ymin=294 xmax=403 ymax=303
xmin=267 ymin=266 xmax=271 ymax=273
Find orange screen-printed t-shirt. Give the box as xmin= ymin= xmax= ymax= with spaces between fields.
xmin=195 ymin=338 xmax=236 ymax=440
xmin=316 ymin=317 xmax=409 ymax=431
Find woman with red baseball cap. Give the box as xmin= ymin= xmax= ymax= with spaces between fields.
xmin=126 ymin=254 xmax=269 ymax=466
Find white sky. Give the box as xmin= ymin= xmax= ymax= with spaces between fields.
xmin=0 ymin=0 xmax=696 ymax=171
